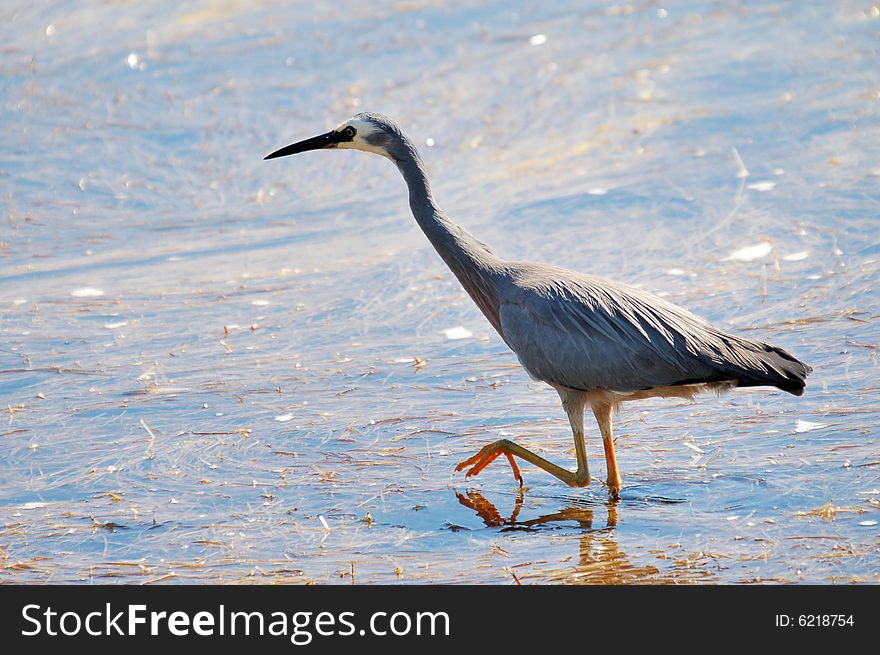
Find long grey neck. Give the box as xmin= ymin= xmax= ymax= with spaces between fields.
xmin=389 ymin=140 xmax=507 ymax=338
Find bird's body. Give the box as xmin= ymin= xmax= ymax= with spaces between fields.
xmin=445 ymin=256 xmax=808 ymax=399
xmin=266 ymin=112 xmax=811 ymax=498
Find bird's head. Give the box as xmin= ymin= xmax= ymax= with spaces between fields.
xmin=264 ymin=113 xmax=404 ymax=161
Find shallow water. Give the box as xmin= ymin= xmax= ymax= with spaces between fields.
xmin=1 ymin=1 xmax=878 ymax=584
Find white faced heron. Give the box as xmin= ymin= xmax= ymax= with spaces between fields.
xmin=265 ymin=113 xmax=812 ymax=499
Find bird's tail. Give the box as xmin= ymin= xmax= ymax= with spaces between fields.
xmin=735 ymin=342 xmax=813 ymax=396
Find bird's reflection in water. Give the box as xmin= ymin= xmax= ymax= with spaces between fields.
xmin=455 ymin=490 xmax=714 ymax=584
xmin=456 ymin=488 xmax=617 ymax=531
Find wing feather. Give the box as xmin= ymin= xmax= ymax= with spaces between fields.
xmin=499 ymin=269 xmax=810 ymax=394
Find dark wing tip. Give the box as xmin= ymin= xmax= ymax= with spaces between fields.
xmin=760 ymin=344 xmax=811 ymax=396
xmin=674 ymin=341 xmax=812 ymax=396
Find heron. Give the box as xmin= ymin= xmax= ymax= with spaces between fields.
xmin=265 ymin=113 xmax=812 ymax=499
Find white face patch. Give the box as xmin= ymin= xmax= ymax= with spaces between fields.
xmin=334 ymin=117 xmax=390 ymax=157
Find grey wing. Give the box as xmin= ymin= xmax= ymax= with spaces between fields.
xmin=499 ymin=276 xmax=810 ymax=395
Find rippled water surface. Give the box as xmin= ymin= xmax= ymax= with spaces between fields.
xmin=2 ymin=1 xmax=878 ymax=583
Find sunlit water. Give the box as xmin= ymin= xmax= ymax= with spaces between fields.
xmin=1 ymin=1 xmax=878 ymax=584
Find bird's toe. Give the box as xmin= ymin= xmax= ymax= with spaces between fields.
xmin=455 ymin=451 xmax=485 ymax=473
xmin=606 ymin=481 xmax=622 ymax=500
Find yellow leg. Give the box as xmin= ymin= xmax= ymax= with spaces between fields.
xmin=454 ymin=392 xmax=590 ymax=488
xmin=592 ymin=403 xmax=622 ymax=499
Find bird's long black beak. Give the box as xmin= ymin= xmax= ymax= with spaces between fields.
xmin=264 ymin=130 xmax=339 ymax=160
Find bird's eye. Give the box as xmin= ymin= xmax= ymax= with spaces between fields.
xmin=344 ymin=126 xmax=356 ymax=139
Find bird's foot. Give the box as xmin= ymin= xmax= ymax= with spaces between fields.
xmin=455 ymin=440 xmax=523 ymax=487
xmin=605 ymin=476 xmax=622 ymax=501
